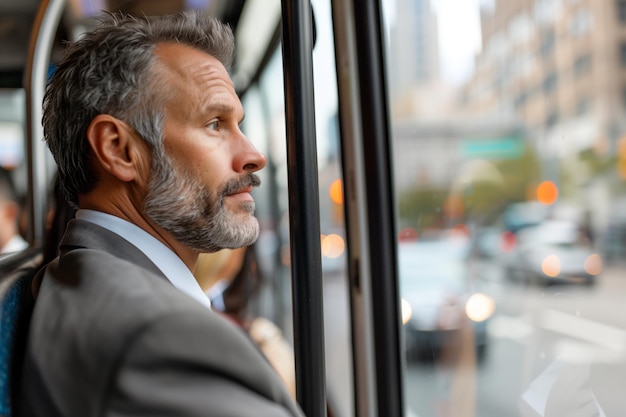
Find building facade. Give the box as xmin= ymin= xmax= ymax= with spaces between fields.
xmin=462 ymin=0 xmax=626 ymax=157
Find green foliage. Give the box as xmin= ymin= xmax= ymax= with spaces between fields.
xmin=397 ymin=187 xmax=447 ymax=229
xmin=397 ymin=141 xmax=542 ymax=228
xmin=578 ymin=148 xmax=616 ymax=176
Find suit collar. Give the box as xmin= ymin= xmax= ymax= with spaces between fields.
xmin=59 ymin=219 xmax=166 ymax=279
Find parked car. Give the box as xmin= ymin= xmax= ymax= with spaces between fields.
xmin=500 ymin=220 xmax=602 ymax=285
xmin=398 ymin=236 xmax=495 ymax=362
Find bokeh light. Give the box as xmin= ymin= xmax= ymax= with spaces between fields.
xmin=329 ymin=179 xmax=343 ymax=205
xmin=443 ymin=194 xmax=464 ymax=218
xmin=321 ymin=234 xmax=345 ymax=258
xmin=541 ymin=255 xmax=561 ymax=277
xmin=500 ymin=231 xmax=516 ymax=252
xmin=584 ymin=254 xmax=603 ymax=276
xmin=536 ymin=181 xmax=558 ymax=205
xmin=398 ymin=227 xmax=418 ymax=242
xmin=400 ymin=298 xmax=412 ymax=325
xmin=465 ymin=293 xmax=496 ymax=322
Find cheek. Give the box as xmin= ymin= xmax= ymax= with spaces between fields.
xmin=163 ymin=129 xmax=234 ymax=189
xmin=187 ymin=151 xmax=232 ymax=194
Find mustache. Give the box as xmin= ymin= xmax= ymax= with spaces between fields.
xmin=220 ymin=173 xmax=261 ymax=196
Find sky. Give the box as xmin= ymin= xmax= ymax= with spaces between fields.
xmin=432 ymin=0 xmax=485 ymax=85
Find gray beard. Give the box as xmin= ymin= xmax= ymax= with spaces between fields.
xmin=143 ymin=150 xmax=261 ymax=253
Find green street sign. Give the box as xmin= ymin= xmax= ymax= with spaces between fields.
xmin=461 ymin=138 xmax=524 ymax=160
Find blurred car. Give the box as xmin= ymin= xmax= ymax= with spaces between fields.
xmin=500 ymin=220 xmax=602 ymax=285
xmin=501 ymin=201 xmax=549 ymax=234
xmin=471 ymin=225 xmax=504 ymax=258
xmin=470 ymin=202 xmax=551 ymax=259
xmin=398 ymin=236 xmax=495 ymax=362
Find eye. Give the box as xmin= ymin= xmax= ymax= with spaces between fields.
xmin=207 ymin=120 xmax=220 ymax=131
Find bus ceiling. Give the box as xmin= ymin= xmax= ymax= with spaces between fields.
xmin=0 ymin=0 xmax=250 ymax=89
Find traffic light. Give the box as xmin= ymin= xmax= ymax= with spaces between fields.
xmin=536 ymin=180 xmax=558 ymax=205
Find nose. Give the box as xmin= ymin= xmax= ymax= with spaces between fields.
xmin=233 ymin=132 xmax=267 ymax=173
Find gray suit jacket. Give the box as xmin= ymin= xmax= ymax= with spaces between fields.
xmin=20 ymin=219 xmax=304 ymax=417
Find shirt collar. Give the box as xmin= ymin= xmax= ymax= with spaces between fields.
xmin=1 ymin=234 xmax=29 ymax=254
xmin=75 ymin=209 xmax=211 ymax=309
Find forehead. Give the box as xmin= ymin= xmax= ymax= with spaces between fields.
xmin=153 ymin=43 xmax=235 ymax=94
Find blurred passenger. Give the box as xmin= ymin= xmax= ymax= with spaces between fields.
xmin=195 ymin=246 xmax=297 ymax=399
xmin=20 ymin=11 xmax=302 ymax=417
xmin=42 ymin=175 xmax=76 ymax=265
xmin=0 ymin=167 xmax=28 ymax=254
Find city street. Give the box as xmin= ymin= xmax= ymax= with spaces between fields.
xmin=322 ymin=262 xmax=626 ymax=417
xmin=405 ymin=261 xmax=626 ymax=417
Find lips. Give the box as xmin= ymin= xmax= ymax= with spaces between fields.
xmin=225 ymin=186 xmax=253 ymax=196
xmin=221 ymin=174 xmax=261 ymax=197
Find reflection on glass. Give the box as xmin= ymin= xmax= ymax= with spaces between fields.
xmin=384 ymin=0 xmax=626 ymax=416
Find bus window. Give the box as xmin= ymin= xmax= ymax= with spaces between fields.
xmin=241 ymin=1 xmax=353 ymax=414
xmin=383 ymin=0 xmax=626 ymax=415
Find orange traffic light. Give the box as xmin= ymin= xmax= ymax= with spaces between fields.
xmin=536 ymin=181 xmax=558 ymax=205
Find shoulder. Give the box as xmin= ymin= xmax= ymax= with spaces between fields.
xmin=106 ymin=308 xmax=302 ymax=416
xmin=25 ymin=248 xmax=203 ymax=411
xmin=28 ymin=248 xmax=302 ymax=416
xmin=34 ymin=247 xmax=206 ymax=350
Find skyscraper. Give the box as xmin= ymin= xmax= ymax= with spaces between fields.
xmin=387 ymin=0 xmax=441 ymax=100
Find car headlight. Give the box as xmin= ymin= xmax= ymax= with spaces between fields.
xmin=584 ymin=254 xmax=602 ymax=276
xmin=541 ymin=255 xmax=560 ymax=277
xmin=465 ymin=293 xmax=495 ymax=322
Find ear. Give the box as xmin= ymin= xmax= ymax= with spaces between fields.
xmin=86 ymin=114 xmax=145 ymax=182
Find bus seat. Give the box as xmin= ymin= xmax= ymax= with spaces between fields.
xmin=0 ymin=248 xmax=42 ymax=417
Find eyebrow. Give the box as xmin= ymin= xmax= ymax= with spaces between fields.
xmin=205 ymin=101 xmax=245 ymax=124
xmin=206 ymin=102 xmax=235 ymax=114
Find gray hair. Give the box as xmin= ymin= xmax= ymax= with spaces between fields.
xmin=43 ymin=11 xmax=235 ymax=207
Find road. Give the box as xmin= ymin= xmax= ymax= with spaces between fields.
xmin=404 ymin=260 xmax=626 ymax=417
xmin=321 ymin=262 xmax=626 ymax=417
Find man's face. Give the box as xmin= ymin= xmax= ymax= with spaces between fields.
xmin=143 ymin=43 xmax=266 ymax=253
xmin=0 ymin=199 xmax=16 ymax=245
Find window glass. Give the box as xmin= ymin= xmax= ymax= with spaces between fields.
xmin=574 ymin=54 xmax=592 ymax=78
xmin=0 ymin=90 xmax=25 ymax=172
xmin=247 ymin=1 xmax=352 ymax=415
xmin=568 ymin=9 xmax=592 ymax=36
xmin=383 ymin=0 xmax=626 ymax=416
xmin=310 ymin=1 xmax=353 ymax=415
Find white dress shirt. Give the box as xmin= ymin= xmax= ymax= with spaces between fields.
xmin=1 ymin=234 xmax=29 ymax=254
xmin=75 ymin=209 xmax=211 ymax=309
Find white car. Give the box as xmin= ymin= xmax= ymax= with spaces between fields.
xmin=501 ymin=220 xmax=602 ymax=285
xmin=398 ymin=236 xmax=495 ymax=362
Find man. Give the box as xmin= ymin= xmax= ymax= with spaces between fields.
xmin=20 ymin=11 xmax=303 ymax=417
xmin=0 ymin=167 xmax=28 ymax=254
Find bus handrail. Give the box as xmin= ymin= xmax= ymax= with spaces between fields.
xmin=330 ymin=0 xmax=378 ymax=415
xmin=351 ymin=0 xmax=404 ymax=416
xmin=280 ymin=1 xmax=327 ymax=416
xmin=24 ymin=0 xmax=65 ymax=247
